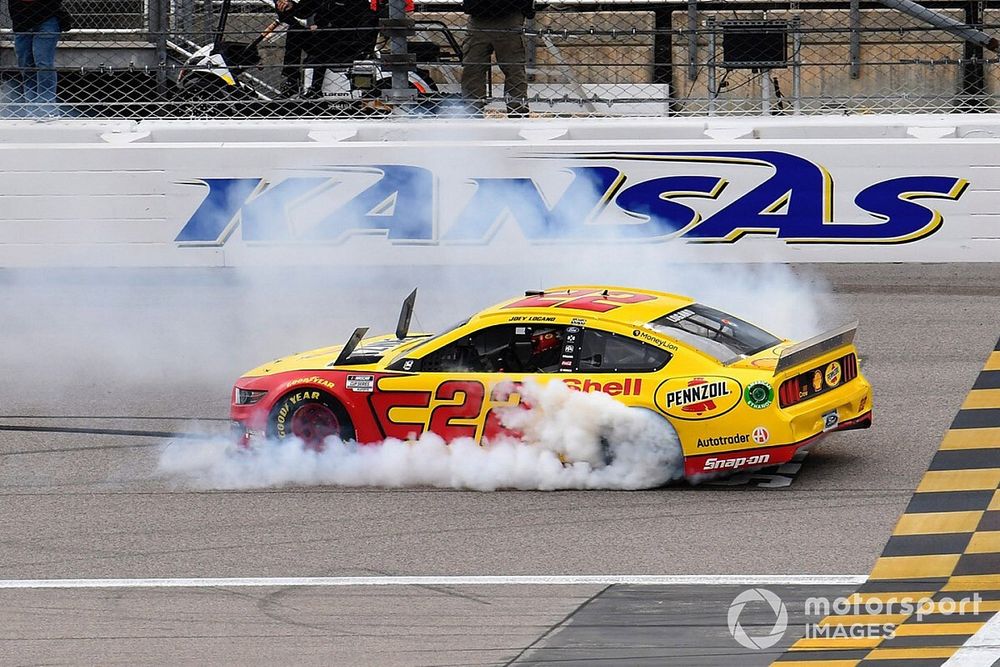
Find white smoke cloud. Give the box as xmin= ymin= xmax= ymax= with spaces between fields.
xmin=2 ymin=129 xmax=848 ymax=496
xmin=157 ymin=380 xmax=684 ymax=491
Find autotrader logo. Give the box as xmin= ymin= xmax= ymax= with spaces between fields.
xmin=727 ymin=588 xmax=788 ymax=650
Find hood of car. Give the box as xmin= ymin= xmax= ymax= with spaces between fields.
xmin=240 ymin=333 xmax=431 ymax=377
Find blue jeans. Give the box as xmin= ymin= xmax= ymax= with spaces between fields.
xmin=13 ymin=16 xmax=61 ymax=111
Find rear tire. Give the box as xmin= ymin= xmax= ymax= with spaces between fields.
xmin=600 ymin=408 xmax=683 ymax=486
xmin=267 ymin=389 xmax=355 ymax=449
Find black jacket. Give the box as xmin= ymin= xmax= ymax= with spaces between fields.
xmin=463 ymin=0 xmax=533 ymax=20
xmin=8 ymin=0 xmax=62 ymax=32
xmin=278 ymin=0 xmax=375 ymax=30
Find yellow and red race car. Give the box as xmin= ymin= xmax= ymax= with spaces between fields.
xmin=231 ymin=286 xmax=872 ymax=478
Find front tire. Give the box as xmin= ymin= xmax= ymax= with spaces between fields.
xmin=267 ymin=389 xmax=355 ymax=449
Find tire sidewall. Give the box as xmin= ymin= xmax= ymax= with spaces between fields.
xmin=267 ymin=389 xmax=355 ymax=444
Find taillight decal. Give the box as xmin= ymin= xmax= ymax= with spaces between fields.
xmin=780 ymin=353 xmax=857 ymax=407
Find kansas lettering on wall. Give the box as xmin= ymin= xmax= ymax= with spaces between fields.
xmin=174 ymin=151 xmax=969 ymax=247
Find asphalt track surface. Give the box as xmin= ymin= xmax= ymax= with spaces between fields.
xmin=1 ymin=263 xmax=998 ymax=665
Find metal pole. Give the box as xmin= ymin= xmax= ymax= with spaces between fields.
xmin=961 ymin=0 xmax=986 ymax=110
xmin=707 ymin=18 xmax=716 ymax=116
xmin=877 ymin=0 xmax=998 ymax=51
xmin=687 ymin=0 xmax=698 ymax=80
xmin=792 ymin=16 xmax=801 ymax=114
xmin=761 ymin=69 xmax=771 ymax=115
xmin=151 ymin=0 xmax=168 ymax=93
xmin=850 ymin=0 xmax=861 ymax=79
xmin=381 ymin=0 xmax=415 ymax=104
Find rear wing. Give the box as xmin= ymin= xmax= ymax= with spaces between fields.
xmin=774 ymin=321 xmax=858 ymax=374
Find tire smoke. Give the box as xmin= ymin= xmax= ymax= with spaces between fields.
xmin=157 ymin=380 xmax=684 ymax=491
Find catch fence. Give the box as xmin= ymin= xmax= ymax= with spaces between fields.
xmin=1 ymin=0 xmax=998 ymax=118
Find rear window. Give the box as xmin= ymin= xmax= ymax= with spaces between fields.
xmin=650 ymin=304 xmax=780 ymax=358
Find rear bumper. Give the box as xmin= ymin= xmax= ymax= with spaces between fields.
xmin=782 ymin=375 xmax=872 ymax=443
xmin=684 ymin=409 xmax=872 ymax=478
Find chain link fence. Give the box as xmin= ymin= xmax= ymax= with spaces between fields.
xmin=1 ymin=0 xmax=998 ymax=118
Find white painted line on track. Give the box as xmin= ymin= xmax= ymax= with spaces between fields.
xmin=941 ymin=611 xmax=1000 ymax=667
xmin=0 ymin=575 xmax=868 ymax=590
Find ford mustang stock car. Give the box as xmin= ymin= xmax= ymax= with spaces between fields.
xmin=230 ymin=286 xmax=872 ymax=478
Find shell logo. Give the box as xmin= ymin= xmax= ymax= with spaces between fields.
xmin=655 ymin=375 xmax=743 ymax=421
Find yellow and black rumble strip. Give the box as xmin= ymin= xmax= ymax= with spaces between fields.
xmin=774 ymin=337 xmax=1000 ymax=667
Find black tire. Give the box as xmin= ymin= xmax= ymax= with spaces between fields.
xmin=178 ymin=75 xmax=253 ymax=116
xmin=267 ymin=389 xmax=355 ymax=448
xmin=599 ymin=435 xmax=614 ymax=467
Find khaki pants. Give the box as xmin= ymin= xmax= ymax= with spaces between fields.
xmin=460 ymin=13 xmax=529 ymax=115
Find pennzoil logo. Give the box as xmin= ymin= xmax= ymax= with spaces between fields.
xmin=655 ymin=376 xmax=742 ymax=421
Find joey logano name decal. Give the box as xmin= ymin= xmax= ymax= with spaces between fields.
xmin=655 ymin=376 xmax=742 ymax=420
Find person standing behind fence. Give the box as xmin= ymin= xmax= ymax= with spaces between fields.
xmin=276 ymin=0 xmax=317 ymax=97
xmin=276 ymin=0 xmax=376 ymax=98
xmin=7 ymin=0 xmax=70 ymax=114
xmin=460 ymin=0 xmax=533 ymax=117
xmin=307 ymin=0 xmax=377 ymax=97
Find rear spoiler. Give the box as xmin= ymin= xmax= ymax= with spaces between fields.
xmin=774 ymin=321 xmax=858 ymax=374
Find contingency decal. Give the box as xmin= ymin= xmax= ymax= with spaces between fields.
xmin=654 ymin=375 xmax=743 ymax=420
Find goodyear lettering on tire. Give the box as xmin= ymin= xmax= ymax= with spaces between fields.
xmin=274 ymin=391 xmax=320 ymax=438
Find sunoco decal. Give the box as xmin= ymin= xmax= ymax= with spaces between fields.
xmin=174 ymin=151 xmax=968 ymax=246
xmin=825 ymin=361 xmax=843 ymax=388
xmin=654 ymin=375 xmax=742 ymax=421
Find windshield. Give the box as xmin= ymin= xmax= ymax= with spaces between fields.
xmin=650 ymin=304 xmax=780 ymax=358
xmin=386 ymin=317 xmax=470 ymax=366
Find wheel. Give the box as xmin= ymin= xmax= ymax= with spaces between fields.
xmin=601 ymin=408 xmax=684 ymax=486
xmin=267 ymin=389 xmax=355 ymax=449
xmin=178 ymin=75 xmax=253 ymax=117
xmin=599 ymin=435 xmax=614 ymax=467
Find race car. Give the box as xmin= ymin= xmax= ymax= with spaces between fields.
xmin=230 ymin=286 xmax=872 ymax=478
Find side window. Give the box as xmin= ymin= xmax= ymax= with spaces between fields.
xmin=578 ymin=329 xmax=671 ymax=372
xmin=419 ymin=324 xmax=570 ymax=373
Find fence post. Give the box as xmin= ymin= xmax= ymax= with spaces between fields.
xmin=150 ymin=0 xmax=169 ymax=94
xmin=380 ymin=0 xmax=416 ymax=105
xmin=653 ymin=8 xmax=675 ymax=115
xmin=687 ymin=0 xmax=698 ymax=80
xmin=707 ymin=17 xmax=716 ymax=116
xmin=792 ymin=16 xmax=801 ymax=114
xmin=961 ymin=0 xmax=986 ymax=110
xmin=849 ymin=0 xmax=861 ymax=79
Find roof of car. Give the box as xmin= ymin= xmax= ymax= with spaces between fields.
xmin=477 ymin=285 xmax=696 ymax=325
